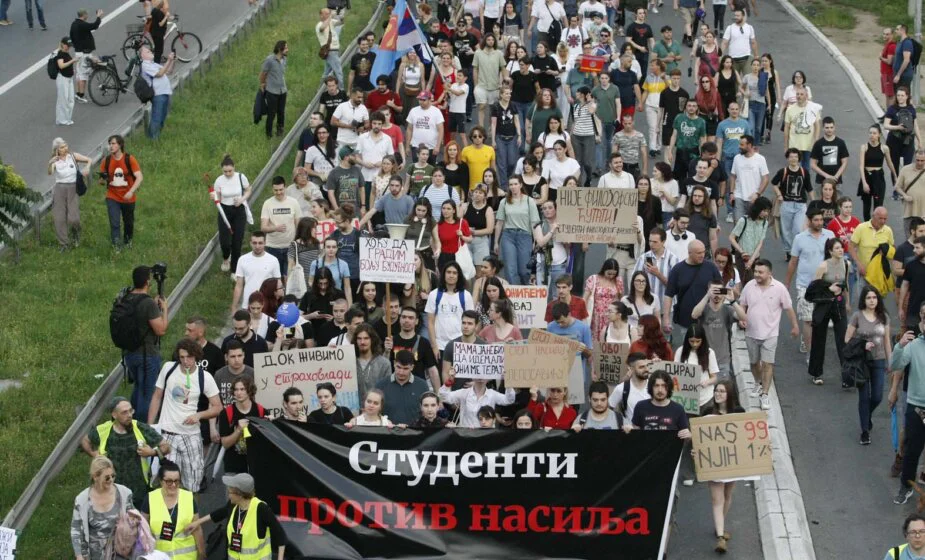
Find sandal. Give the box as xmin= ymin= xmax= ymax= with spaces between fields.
xmin=715 ymin=535 xmax=728 ymax=553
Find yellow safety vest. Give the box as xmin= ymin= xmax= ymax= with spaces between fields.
xmin=888 ymin=543 xmax=909 ymax=559
xmin=96 ymin=420 xmax=151 ymax=484
xmin=149 ymin=489 xmax=198 ymax=559
xmin=226 ymin=497 xmax=272 ymax=560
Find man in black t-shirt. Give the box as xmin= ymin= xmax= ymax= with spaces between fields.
xmin=663 ymin=240 xmax=721 ymax=347
xmin=892 ymin=218 xmax=925 ymax=290
xmin=221 ymin=310 xmax=269 ymax=368
xmin=426 ymin=19 xmax=448 ymax=50
xmin=681 ymin=159 xmax=720 ymax=214
xmin=184 ymin=316 xmax=224 ymax=374
xmin=809 ymin=116 xmax=850 ymax=186
xmin=900 ymin=236 xmax=925 ymax=330
xmin=319 ymin=76 xmax=349 ymax=125
xmin=771 ymin=148 xmax=813 ymax=258
xmin=658 ymin=69 xmax=689 ymax=148
xmin=384 ymin=307 xmax=440 ymax=389
xmin=347 ymin=37 xmax=376 ymax=92
xmin=624 ymin=7 xmax=654 ymax=71
xmin=630 ymin=370 xmax=692 ymax=434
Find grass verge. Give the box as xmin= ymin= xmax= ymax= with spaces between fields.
xmin=798 ymin=0 xmax=857 ymax=29
xmin=0 ymin=0 xmax=377 ymax=554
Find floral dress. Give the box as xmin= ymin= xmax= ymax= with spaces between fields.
xmin=584 ymin=273 xmax=624 ymax=341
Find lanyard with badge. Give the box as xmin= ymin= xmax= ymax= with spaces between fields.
xmin=160 ymin=503 xmax=177 ymax=541
xmin=230 ymin=508 xmax=246 ymax=552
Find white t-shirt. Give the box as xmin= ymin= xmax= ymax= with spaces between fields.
xmin=260 ymin=195 xmax=302 ymax=248
xmin=235 ymin=252 xmax=281 ymax=308
xmin=652 ymin=178 xmax=679 ymax=214
xmin=304 ymin=146 xmax=338 ymax=180
xmin=213 ymin=172 xmax=250 ymax=206
xmin=579 ymin=0 xmax=607 ymax=33
xmin=531 ymin=0 xmax=566 ymax=33
xmin=722 ymin=23 xmax=756 ymax=58
xmin=424 ymin=289 xmax=475 ymax=350
xmin=355 ymin=132 xmax=395 ymax=182
xmin=53 ymin=155 xmax=79 ymax=183
xmin=665 ymin=229 xmax=697 ymax=261
xmin=484 ymin=0 xmax=502 ymax=18
xmin=155 ymin=363 xmax=219 ymax=435
xmin=598 ymin=172 xmax=635 ymax=189
xmin=609 ymin=379 xmax=650 ymax=426
xmin=449 ymin=83 xmax=470 ymax=114
xmin=674 ymin=347 xmax=719 ymax=407
xmin=540 ymin=131 xmax=570 ymax=159
xmin=332 ymin=101 xmax=370 ymax=147
xmin=542 ymin=157 xmax=581 ymax=189
xmin=731 ymin=152 xmax=769 ymax=199
xmin=407 ymin=105 xmax=446 ymax=149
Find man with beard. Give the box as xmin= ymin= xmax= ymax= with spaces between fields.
xmin=383 ymin=307 xmax=440 ymax=390
xmin=347 ymin=37 xmax=376 ymax=92
xmin=573 ymin=381 xmax=622 ymax=430
xmin=630 ymin=370 xmax=691 ymax=435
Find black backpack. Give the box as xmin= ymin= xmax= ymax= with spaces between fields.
xmin=910 ymin=38 xmax=923 ymax=68
xmin=134 ymin=69 xmax=155 ymax=104
xmin=47 ymin=55 xmax=59 ymax=80
xmin=110 ymin=288 xmax=149 ymax=351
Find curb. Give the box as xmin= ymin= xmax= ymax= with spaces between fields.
xmin=731 ymin=327 xmax=816 ymax=560
xmin=771 ymin=0 xmax=882 ymax=122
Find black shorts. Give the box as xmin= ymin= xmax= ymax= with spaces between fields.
xmin=449 ymin=112 xmax=467 ymax=133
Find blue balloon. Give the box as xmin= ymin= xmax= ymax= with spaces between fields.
xmin=276 ymin=302 xmax=300 ymax=327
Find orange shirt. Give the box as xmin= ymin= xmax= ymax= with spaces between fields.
xmin=99 ymin=154 xmax=141 ymax=203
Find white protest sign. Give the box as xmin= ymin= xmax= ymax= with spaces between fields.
xmin=359 ymin=237 xmax=416 ymax=284
xmin=649 ymin=360 xmax=702 ymax=415
xmin=0 ymin=527 xmax=16 ymax=560
xmin=504 ymin=285 xmax=548 ymax=329
xmin=453 ymin=342 xmax=505 ymax=380
xmin=254 ymin=346 xmax=360 ymax=416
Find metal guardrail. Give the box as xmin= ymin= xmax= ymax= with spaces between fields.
xmin=0 ymin=0 xmax=387 ymax=532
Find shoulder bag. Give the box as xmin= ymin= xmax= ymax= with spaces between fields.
xmin=318 ymin=21 xmax=333 ymax=59
xmin=71 ymin=154 xmax=88 ymax=196
xmin=454 ymin=219 xmax=476 ymax=280
xmin=286 ymin=241 xmax=308 ymax=298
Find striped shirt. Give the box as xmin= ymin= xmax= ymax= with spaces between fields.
xmin=633 ymin=249 xmax=679 ymax=304
xmin=571 ymin=102 xmax=596 ymax=137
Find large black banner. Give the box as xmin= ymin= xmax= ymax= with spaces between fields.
xmin=247 ymin=420 xmax=683 ymax=560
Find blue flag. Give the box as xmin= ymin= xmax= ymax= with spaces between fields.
xmin=369 ymin=0 xmax=434 ymax=84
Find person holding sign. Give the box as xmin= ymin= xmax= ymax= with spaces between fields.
xmin=439 ymin=366 xmax=516 ymax=428
xmin=674 ymin=323 xmax=719 ymax=486
xmin=702 ymin=380 xmax=747 ymax=554
xmin=384 ymin=307 xmax=441 ymax=390
xmin=479 ymin=300 xmax=524 ymax=343
xmin=547 ymin=301 xmax=594 ymax=404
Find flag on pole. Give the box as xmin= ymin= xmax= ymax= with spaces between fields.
xmin=369 ymin=0 xmax=434 ymax=84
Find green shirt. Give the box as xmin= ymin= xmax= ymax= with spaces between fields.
xmin=893 ymin=338 xmax=925 ymax=408
xmin=496 ymin=195 xmax=541 ymax=232
xmin=591 ymin=84 xmax=620 ymax=123
xmin=406 ymin=163 xmax=435 ymax=197
xmin=88 ymin=421 xmax=163 ymax=507
xmin=652 ymin=40 xmax=682 ymax=73
xmin=529 ymin=106 xmax=563 ymax=143
xmin=473 ymin=48 xmax=506 ymax=91
xmin=566 ymin=69 xmax=594 ymax=95
xmin=673 ymin=113 xmax=706 ymax=151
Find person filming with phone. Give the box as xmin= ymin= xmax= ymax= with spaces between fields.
xmin=690 ymin=280 xmax=747 ymax=381
xmin=891 ymin=302 xmax=925 ymax=504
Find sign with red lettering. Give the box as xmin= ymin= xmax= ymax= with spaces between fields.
xmin=556 ymin=187 xmax=638 ymax=244
xmin=248 ymin=421 xmax=684 ymax=559
xmin=253 ymin=346 xmax=359 ymax=416
xmin=504 ymin=285 xmax=548 ymax=329
xmin=690 ymin=412 xmax=773 ymax=482
xmin=360 ymin=237 xmax=416 ymax=284
xmin=648 ymin=360 xmax=701 ymax=415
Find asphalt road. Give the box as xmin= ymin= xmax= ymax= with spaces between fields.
xmin=0 ymin=0 xmax=255 ymax=196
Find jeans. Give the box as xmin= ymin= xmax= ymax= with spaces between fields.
xmin=24 ymin=0 xmax=44 ymax=27
xmin=902 ymin=404 xmax=925 ymax=489
xmin=501 ymin=228 xmax=533 ymax=284
xmin=748 ymin=100 xmax=766 ymax=143
xmin=106 ymin=198 xmax=135 ymax=246
xmin=546 ymin=262 xmax=567 ymax=299
xmin=713 ymin=4 xmax=725 ymax=30
xmin=125 ymin=351 xmax=162 ymax=423
xmin=218 ymin=203 xmax=247 ymax=273
xmin=495 ymin=135 xmax=519 ymax=188
xmin=807 ymin=304 xmax=846 ymax=379
xmin=147 ymin=94 xmax=171 ymax=139
xmin=267 ymin=246 xmax=289 ymax=277
xmin=265 ymin=91 xmax=287 ymax=137
xmin=779 ymin=201 xmax=806 ymax=254
xmin=323 ymin=49 xmax=344 ymax=87
xmin=606 ymin=5 xmax=616 ymax=28
xmin=512 ymin=101 xmax=531 ymax=147
xmin=572 ymin=134 xmax=596 ymax=186
xmin=722 ymin=154 xmax=735 ymax=214
xmin=0 ymin=0 xmax=9 ymax=19
xmin=733 ymin=198 xmax=751 ymax=223
xmin=798 ymin=150 xmax=811 ymax=172
xmin=597 ymin=121 xmax=616 ymax=173
xmin=858 ymin=359 xmax=886 ymax=433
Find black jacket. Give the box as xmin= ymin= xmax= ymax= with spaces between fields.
xmin=70 ymin=17 xmax=102 ymax=53
xmin=842 ymin=337 xmax=871 ymax=387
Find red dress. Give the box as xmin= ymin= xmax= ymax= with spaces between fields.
xmin=432 ymin=68 xmax=456 ymax=146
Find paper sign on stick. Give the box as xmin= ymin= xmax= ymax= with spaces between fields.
xmin=556 ymin=187 xmax=638 ymax=244
xmin=690 ymin=412 xmax=774 ymax=482
xmin=504 ymin=285 xmax=548 ymax=329
xmin=254 ymin=346 xmax=359 ymax=416
xmin=453 ymin=343 xmax=505 ymax=380
xmin=359 ymin=237 xmax=416 ymax=284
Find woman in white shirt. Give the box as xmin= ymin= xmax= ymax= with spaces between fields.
xmin=541 ymin=140 xmax=581 ymax=203
xmin=47 ymin=137 xmax=91 ymax=251
xmin=603 ymin=301 xmax=634 ymax=343
xmin=777 ymin=70 xmax=813 ymax=128
xmin=622 ymin=271 xmax=661 ymax=334
xmin=651 ymin=161 xmax=679 ymax=229
xmin=675 ymin=323 xmax=719 ymax=486
xmin=397 ymin=50 xmax=426 ymax=124
xmin=212 ymin=154 xmax=252 ymax=275
xmin=538 ymin=115 xmax=574 ymax=160
xmin=303 ymin=125 xmax=339 ymax=187
xmin=346 ymin=389 xmax=393 ymax=427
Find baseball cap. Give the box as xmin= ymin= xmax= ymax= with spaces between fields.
xmin=222 ymin=473 xmax=255 ymax=494
xmin=61 ymin=37 xmax=73 ymax=46
xmin=417 ymin=91 xmax=433 ymax=100
xmin=338 ymin=145 xmax=355 ymax=159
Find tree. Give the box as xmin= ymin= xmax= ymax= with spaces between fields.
xmin=0 ymin=158 xmax=42 ymax=249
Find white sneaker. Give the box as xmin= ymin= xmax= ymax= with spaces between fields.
xmin=75 ymin=95 xmax=89 ymax=104
xmin=725 ymin=214 xmax=734 ymax=224
xmin=651 ymin=5 xmax=659 ymax=12
xmin=221 ymin=259 xmax=230 ymax=272
xmin=750 ymin=385 xmax=762 ymax=399
xmin=760 ymin=394 xmax=771 ymax=410
xmin=682 ymin=478 xmax=694 ymax=486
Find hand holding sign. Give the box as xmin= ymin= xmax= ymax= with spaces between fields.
xmin=690 ymin=412 xmax=773 ymax=481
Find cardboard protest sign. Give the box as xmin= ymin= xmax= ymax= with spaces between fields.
xmin=556 ymin=187 xmax=638 ymax=244
xmin=690 ymin=412 xmax=773 ymax=482
xmin=453 ymin=342 xmax=505 ymax=380
xmin=527 ymin=329 xmax=580 ymax=368
xmin=504 ymin=343 xmax=573 ymax=388
xmin=504 ymin=285 xmax=548 ymax=329
xmin=594 ymin=342 xmax=630 ymax=384
xmin=359 ymin=237 xmax=416 ymax=284
xmin=528 ymin=329 xmax=586 ymax=404
xmin=254 ymin=346 xmax=359 ymax=416
xmin=649 ymin=360 xmax=702 ymax=415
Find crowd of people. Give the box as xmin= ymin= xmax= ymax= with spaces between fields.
xmin=57 ymin=0 xmax=925 ymax=557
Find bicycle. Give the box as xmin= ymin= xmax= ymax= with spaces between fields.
xmin=120 ymin=13 xmax=202 ymax=63
xmin=87 ymin=52 xmax=141 ymax=107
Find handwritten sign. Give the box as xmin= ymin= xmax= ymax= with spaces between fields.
xmin=594 ymin=342 xmax=630 ymax=384
xmin=360 ymin=237 xmax=416 ymax=284
xmin=0 ymin=527 xmax=16 ymax=560
xmin=649 ymin=360 xmax=702 ymax=415
xmin=453 ymin=342 xmax=505 ymax=380
xmin=690 ymin=412 xmax=773 ymax=482
xmin=528 ymin=329 xmax=585 ymax=404
xmin=505 ymin=285 xmax=548 ymax=329
xmin=504 ymin=343 xmax=573 ymax=388
xmin=254 ymin=346 xmax=359 ymax=416
xmin=556 ymin=186 xmax=638 ymax=244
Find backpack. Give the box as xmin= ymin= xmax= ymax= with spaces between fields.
xmin=616 ymin=381 xmax=632 ymax=416
xmin=47 ymin=55 xmax=59 ymax=79
xmin=225 ymin=403 xmax=266 ymax=424
xmin=897 ymin=107 xmax=916 ymax=144
xmin=110 ymin=288 xmax=150 ymax=352
xmin=434 ymin=289 xmax=466 ymax=311
xmin=134 ymin=68 xmax=155 ymax=104
xmin=100 ymin=153 xmax=134 ymax=185
xmin=107 ymin=502 xmax=154 ymax=558
xmin=162 ymin=362 xmax=210 ymax=416
xmin=909 ymin=37 xmax=923 ymax=68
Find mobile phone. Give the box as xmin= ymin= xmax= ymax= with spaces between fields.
xmin=717 ymin=288 xmax=728 ymax=295
xmin=285 ymin=328 xmax=295 ymax=339
xmin=645 ymin=257 xmax=654 ymax=266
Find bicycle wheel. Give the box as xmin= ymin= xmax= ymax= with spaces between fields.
xmin=171 ymin=31 xmax=202 ymax=63
xmin=88 ymin=68 xmax=120 ymax=106
xmin=121 ymin=33 xmax=151 ymax=61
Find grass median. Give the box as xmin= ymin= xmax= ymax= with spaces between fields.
xmin=0 ymin=0 xmax=378 ymax=553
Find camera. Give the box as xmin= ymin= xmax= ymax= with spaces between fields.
xmin=151 ymin=262 xmax=167 ymax=297
xmin=352 ymin=120 xmax=365 ymax=131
